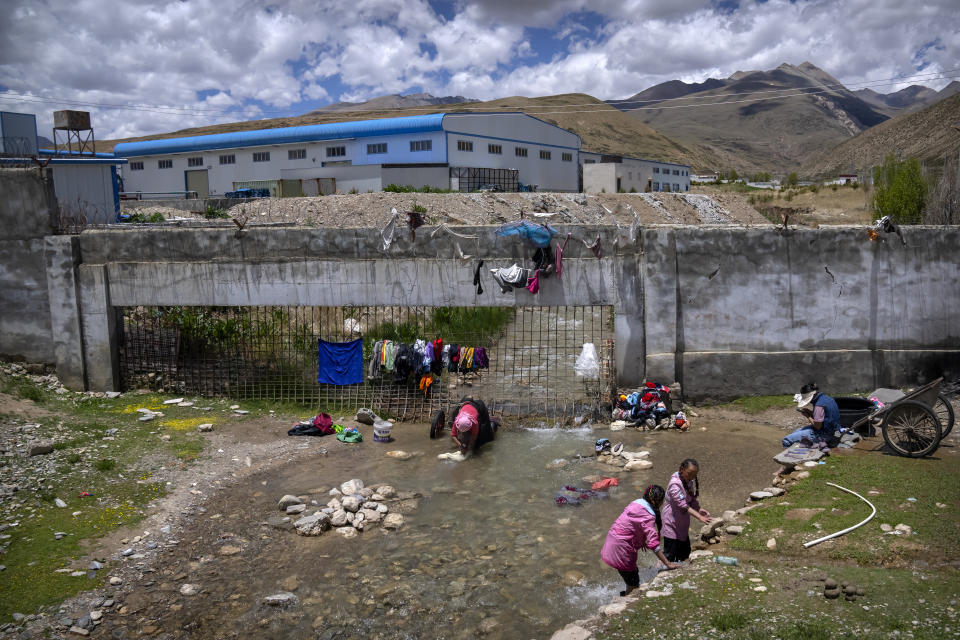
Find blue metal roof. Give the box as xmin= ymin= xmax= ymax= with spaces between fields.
xmin=40 ymin=148 xmax=119 ymax=159
xmin=113 ymin=113 xmax=447 ymax=157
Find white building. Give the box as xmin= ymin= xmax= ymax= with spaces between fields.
xmin=580 ymin=152 xmax=691 ymax=194
xmin=113 ymin=113 xmax=582 ymax=197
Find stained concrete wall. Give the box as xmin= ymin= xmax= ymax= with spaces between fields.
xmin=0 ymin=168 xmax=58 ymax=363
xmin=1 ymin=200 xmax=957 ymax=399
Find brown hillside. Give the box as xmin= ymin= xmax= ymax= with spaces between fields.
xmin=98 ymin=94 xmax=724 ymax=171
xmin=803 ymin=93 xmax=960 ymax=178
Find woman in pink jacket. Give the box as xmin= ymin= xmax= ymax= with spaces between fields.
xmin=601 ymin=485 xmax=680 ymax=596
xmin=661 ymin=458 xmax=711 ymax=562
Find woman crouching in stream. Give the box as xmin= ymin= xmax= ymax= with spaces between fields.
xmin=601 ymin=485 xmax=680 ymax=596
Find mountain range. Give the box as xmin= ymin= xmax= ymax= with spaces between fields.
xmin=96 ymin=63 xmax=958 ymax=177
xmin=608 ymin=62 xmax=958 ymax=173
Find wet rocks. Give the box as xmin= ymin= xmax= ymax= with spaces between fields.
xmin=285 ymin=504 xmax=306 ymax=515
xmin=263 ymin=592 xmax=298 ymax=607
xmin=330 ymin=510 xmax=348 ymax=527
xmin=385 ymin=450 xmax=413 ymax=460
xmin=382 ymin=513 xmax=404 ymax=530
xmin=336 ymin=526 xmax=358 ymax=538
xmin=294 ymin=513 xmax=331 ymax=536
xmin=341 ymin=496 xmax=361 ymax=513
xmin=278 ymin=495 xmax=303 ymax=511
xmin=624 ymin=459 xmax=653 ymax=471
xmin=179 ymin=583 xmax=200 ymax=596
xmin=340 ymin=479 xmax=364 ymax=495
xmin=725 ymin=525 xmax=744 ymax=535
xmin=562 ymin=570 xmax=586 ymax=587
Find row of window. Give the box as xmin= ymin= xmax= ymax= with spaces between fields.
xmin=653 ymin=167 xmax=688 ymax=176
xmin=651 ymin=182 xmax=687 ymax=192
xmin=457 ymin=140 xmax=572 ymax=161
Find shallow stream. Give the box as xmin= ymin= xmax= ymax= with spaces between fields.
xmin=135 ymin=419 xmax=780 ymax=639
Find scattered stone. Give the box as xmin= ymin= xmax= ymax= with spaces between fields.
xmin=600 ymin=601 xmax=628 ymax=615
xmin=109 ymin=577 xmax=122 ymax=586
xmin=623 ymin=459 xmax=653 ymax=471
xmin=105 ymin=391 xmax=121 ymax=398
xmin=219 ymin=545 xmax=242 ymax=556
xmin=179 ymin=583 xmax=199 ymax=596
xmin=880 ymin=523 xmax=893 ymax=532
xmin=12 ymin=613 xmax=25 ymax=622
xmin=340 ymin=479 xmax=364 ymax=495
xmin=277 ymin=495 xmax=303 ymax=511
xmin=895 ymin=523 xmax=913 ymax=535
xmin=385 ymin=451 xmax=412 ymax=460
xmin=280 ymin=575 xmax=299 ymax=591
xmin=794 ymin=471 xmax=811 ymax=479
xmin=55 ymin=497 xmax=67 ymax=508
xmin=766 ymin=537 xmax=777 ymax=550
xmin=121 ymin=548 xmax=134 ymax=557
xmin=285 ymin=504 xmax=306 ymax=515
xmin=824 ymin=578 xmax=838 ymax=589
xmin=234 ymin=409 xmax=249 ymax=415
xmin=263 ymin=592 xmax=298 ymax=607
xmin=29 ymin=443 xmax=55 ymax=456
xmin=754 ymin=586 xmax=768 ymax=592
xmin=549 ymin=623 xmax=593 ymax=640
xmin=341 ymin=496 xmax=361 ymax=513
xmin=88 ymin=561 xmax=103 ymax=570
xmin=336 ymin=526 xmax=358 ymax=539
xmin=163 ymin=398 xmax=184 ymax=405
xmin=382 ymin=513 xmax=404 ymax=530
xmin=725 ymin=525 xmax=744 ymax=535
xmin=646 ymin=590 xmax=671 ymax=598
xmin=294 ymin=513 xmax=331 ymax=536
xmin=700 ymin=517 xmax=725 ymax=540
xmin=197 ymin=423 xmax=214 ymax=432
xmin=330 ymin=510 xmax=348 ymax=527
xmin=824 ymin=588 xmax=841 ymax=599
xmin=562 ymin=570 xmax=586 ymax=587
xmin=68 ymin=626 xmax=90 ymax=636
xmin=762 ymin=487 xmax=786 ymax=496
xmin=750 ymin=491 xmax=774 ymax=501
xmin=89 ymin=611 xmax=102 ymax=621
xmin=688 ymin=550 xmax=714 ymax=561
xmin=721 ymin=510 xmax=737 ymax=522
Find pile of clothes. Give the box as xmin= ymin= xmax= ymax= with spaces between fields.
xmin=611 ymin=382 xmax=680 ymax=429
xmin=368 ymin=338 xmax=489 ymax=385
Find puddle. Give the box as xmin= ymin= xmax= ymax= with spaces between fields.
xmin=118 ymin=419 xmax=780 ymax=639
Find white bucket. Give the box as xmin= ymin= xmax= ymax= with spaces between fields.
xmin=373 ymin=421 xmax=393 ymax=443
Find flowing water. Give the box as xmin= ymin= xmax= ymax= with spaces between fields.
xmin=137 ymin=420 xmax=780 ymax=639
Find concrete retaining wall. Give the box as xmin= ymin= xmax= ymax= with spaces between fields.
xmin=1 ymin=190 xmax=957 ymax=400
xmin=0 ymin=168 xmax=58 ymax=363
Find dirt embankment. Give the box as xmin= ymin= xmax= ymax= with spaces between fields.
xmin=123 ymin=191 xmax=771 ymax=228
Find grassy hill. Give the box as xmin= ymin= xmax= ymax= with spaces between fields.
xmin=98 ymin=94 xmax=726 ymax=171
xmin=803 ymin=93 xmax=960 ymax=178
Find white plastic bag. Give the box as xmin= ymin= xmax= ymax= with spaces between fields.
xmin=574 ymin=343 xmax=599 ymax=379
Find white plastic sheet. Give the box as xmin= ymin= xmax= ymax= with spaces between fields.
xmin=575 ymin=343 xmax=599 ymax=379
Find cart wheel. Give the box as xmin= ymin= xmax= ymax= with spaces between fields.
xmin=881 ymin=400 xmax=942 ymax=457
xmin=430 ymin=409 xmax=446 ymax=439
xmin=933 ymin=394 xmax=955 ymax=438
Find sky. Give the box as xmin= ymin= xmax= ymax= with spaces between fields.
xmin=0 ymin=0 xmax=957 ymax=141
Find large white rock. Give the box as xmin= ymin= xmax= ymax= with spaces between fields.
xmin=294 ymin=513 xmax=331 ymax=536
xmin=621 ymin=450 xmax=650 ymax=461
xmin=336 ymin=526 xmax=358 ymax=539
xmin=750 ymin=491 xmax=774 ymax=501
xmin=382 ymin=513 xmax=404 ymax=530
xmin=699 ymin=517 xmax=725 ymax=540
xmin=340 ymin=479 xmax=364 ymax=495
xmin=330 ymin=510 xmax=348 ymax=527
xmin=549 ymin=624 xmax=593 ymax=640
xmin=341 ymin=496 xmax=361 ymax=513
xmin=263 ymin=592 xmax=298 ymax=607
xmin=179 ymin=583 xmax=199 ymax=596
xmin=360 ymin=508 xmax=381 ymax=524
xmin=624 ymin=459 xmax=653 ymax=471
xmin=327 ymin=498 xmax=342 ymax=511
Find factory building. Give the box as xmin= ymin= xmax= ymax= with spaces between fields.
xmin=580 ymin=151 xmax=691 ymax=194
xmin=113 ymin=112 xmax=583 ymax=196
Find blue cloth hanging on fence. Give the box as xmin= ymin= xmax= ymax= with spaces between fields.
xmin=495 ymin=220 xmax=558 ymax=248
xmin=317 ymin=338 xmax=364 ymax=385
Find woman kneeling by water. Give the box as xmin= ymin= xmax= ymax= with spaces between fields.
xmin=450 ymin=397 xmax=498 ymax=457
xmin=601 ymin=485 xmax=680 ymax=596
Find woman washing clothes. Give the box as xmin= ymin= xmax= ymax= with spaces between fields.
xmin=449 ymin=397 xmax=497 ymax=457
xmin=661 ymin=458 xmax=711 ymax=562
xmin=601 ymin=485 xmax=680 ymax=596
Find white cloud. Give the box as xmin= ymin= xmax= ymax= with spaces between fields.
xmin=0 ymin=0 xmax=956 ymax=139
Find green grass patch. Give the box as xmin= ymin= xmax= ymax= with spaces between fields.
xmin=729 ymin=453 xmax=960 ymax=563
xmin=599 ymin=562 xmax=960 ymax=640
xmin=0 ymin=375 xmax=47 ymax=404
xmin=94 ymin=458 xmax=116 ymax=472
xmin=718 ymin=394 xmax=795 ymax=414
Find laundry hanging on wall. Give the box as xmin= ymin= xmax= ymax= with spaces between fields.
xmin=317 ymin=338 xmax=364 ymax=385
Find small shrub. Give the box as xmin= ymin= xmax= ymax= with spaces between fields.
xmin=94 ymin=458 xmax=117 ymax=472
xmin=123 ymin=212 xmax=165 ymax=223
xmin=66 ymin=453 xmax=82 ymax=464
xmin=203 ymin=205 xmax=228 ymax=219
xmin=348 ymin=187 xmax=359 ymax=194
xmin=831 ymin=183 xmax=838 ymax=191
xmin=411 ymin=202 xmax=427 ymax=214
xmin=710 ymin=611 xmax=748 ymax=631
xmin=852 ymin=182 xmax=860 ymax=190
xmin=785 ymin=191 xmax=794 ymax=202
xmin=809 ymin=183 xmax=819 ymax=193
xmin=629 ymin=187 xmax=637 ymax=193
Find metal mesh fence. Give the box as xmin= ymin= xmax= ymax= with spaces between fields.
xmin=117 ymin=305 xmax=615 ymax=420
